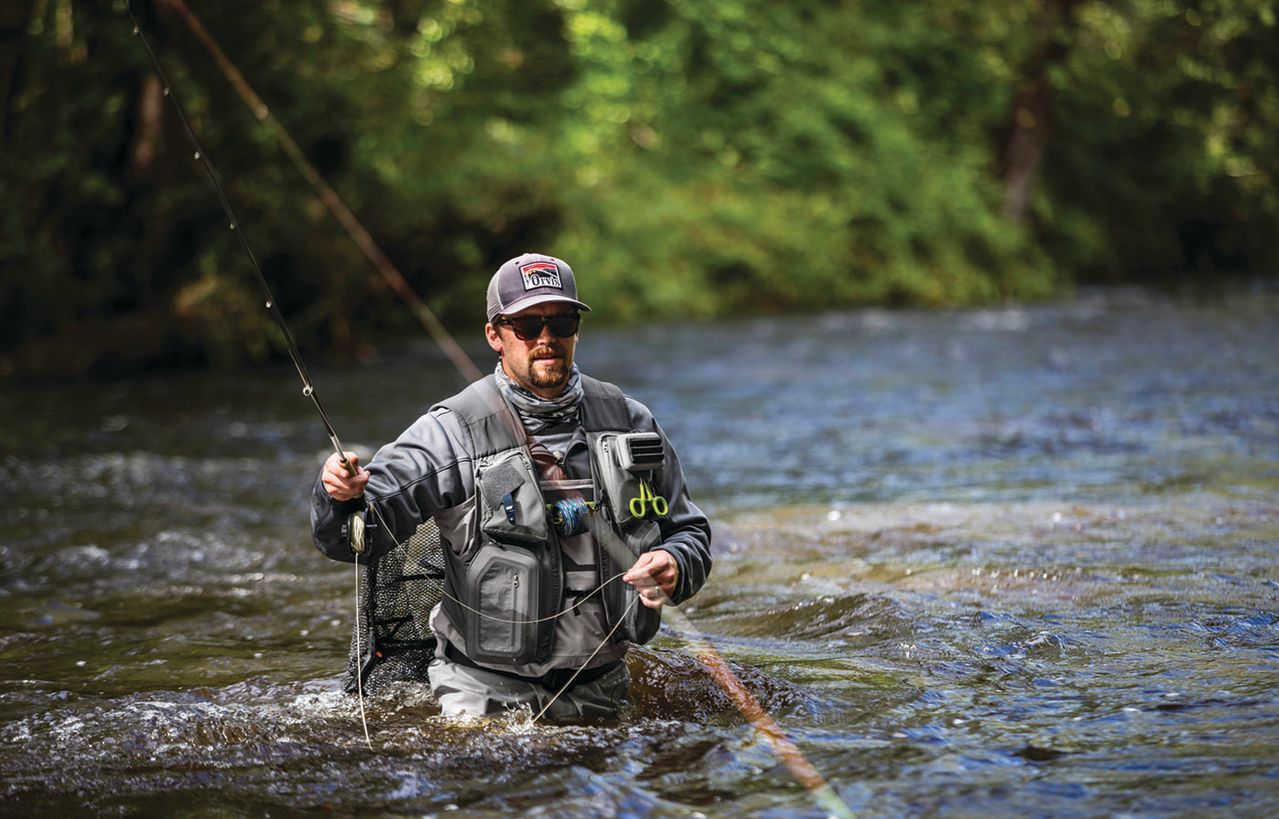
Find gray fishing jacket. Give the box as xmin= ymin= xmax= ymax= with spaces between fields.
xmin=311 ymin=373 xmax=712 ymax=677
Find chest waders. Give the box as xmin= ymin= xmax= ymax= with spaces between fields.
xmin=434 ymin=375 xmax=662 ymax=667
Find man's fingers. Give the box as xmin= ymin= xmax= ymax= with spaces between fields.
xmin=327 ymin=451 xmax=360 ymax=475
xmin=321 ymin=452 xmax=369 ymax=500
xmin=637 ymin=586 xmax=666 ymax=609
xmin=623 ymin=551 xmax=678 ymax=606
xmin=621 ymin=560 xmax=651 ymax=584
xmin=627 ymin=569 xmax=667 ymax=609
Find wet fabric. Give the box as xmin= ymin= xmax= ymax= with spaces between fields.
xmin=429 ymin=651 xmax=629 ymax=721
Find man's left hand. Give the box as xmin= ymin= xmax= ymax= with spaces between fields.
xmin=623 ymin=550 xmax=679 ymax=609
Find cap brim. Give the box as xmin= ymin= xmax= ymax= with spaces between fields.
xmin=496 ymin=293 xmax=591 ymax=317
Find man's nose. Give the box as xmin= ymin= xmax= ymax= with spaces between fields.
xmin=535 ymin=321 xmax=556 ymax=343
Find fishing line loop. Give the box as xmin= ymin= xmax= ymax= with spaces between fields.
xmin=363 ymin=499 xmax=631 ymax=627
xmin=127 ymin=14 xmax=849 ymax=813
xmin=531 ymin=597 xmax=637 ymax=725
xmin=128 ymin=0 xmax=646 ymax=759
xmin=362 ymin=500 xmax=628 ymax=626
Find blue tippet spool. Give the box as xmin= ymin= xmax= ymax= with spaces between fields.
xmin=551 ymin=497 xmax=591 ymax=538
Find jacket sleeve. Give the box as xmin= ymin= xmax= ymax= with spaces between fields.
xmin=310 ymin=407 xmax=473 ymax=563
xmin=626 ymin=398 xmax=713 ymax=604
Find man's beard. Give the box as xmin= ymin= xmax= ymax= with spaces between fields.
xmin=525 ymin=346 xmax=568 ymax=390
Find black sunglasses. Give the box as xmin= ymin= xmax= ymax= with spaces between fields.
xmin=496 ymin=313 xmax=581 ymax=341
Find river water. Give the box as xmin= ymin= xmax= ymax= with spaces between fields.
xmin=2 ymin=286 xmax=1277 ymax=816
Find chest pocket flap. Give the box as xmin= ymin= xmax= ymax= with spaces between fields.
xmin=476 ymin=449 xmax=549 ymax=546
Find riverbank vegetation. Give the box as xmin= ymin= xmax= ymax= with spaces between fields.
xmin=3 ymin=0 xmax=1276 ymax=376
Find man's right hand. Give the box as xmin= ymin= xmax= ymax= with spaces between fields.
xmin=321 ymin=451 xmax=370 ymax=501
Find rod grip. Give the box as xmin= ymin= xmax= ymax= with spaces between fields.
xmin=330 ymin=437 xmax=358 ymax=477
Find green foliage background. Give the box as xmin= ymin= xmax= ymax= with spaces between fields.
xmin=2 ymin=0 xmax=1275 ymax=375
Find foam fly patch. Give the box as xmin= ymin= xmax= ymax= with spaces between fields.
xmin=480 ymin=461 xmax=526 ymax=507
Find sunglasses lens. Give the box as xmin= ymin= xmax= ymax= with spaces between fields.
xmin=504 ymin=314 xmax=579 ymax=340
xmin=546 ymin=315 xmax=580 ymax=337
xmin=509 ymin=318 xmax=543 ymax=339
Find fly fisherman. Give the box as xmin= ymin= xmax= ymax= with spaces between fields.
xmin=311 ymin=253 xmax=712 ymax=720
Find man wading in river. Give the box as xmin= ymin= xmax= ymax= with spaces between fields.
xmin=311 ymin=253 xmax=713 ymax=719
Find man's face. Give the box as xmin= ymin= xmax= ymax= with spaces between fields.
xmin=485 ymin=302 xmax=580 ymax=399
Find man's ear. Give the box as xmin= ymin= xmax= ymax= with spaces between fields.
xmin=485 ymin=322 xmax=503 ymax=354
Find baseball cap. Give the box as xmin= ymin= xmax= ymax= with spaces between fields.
xmin=486 ymin=253 xmax=591 ymax=321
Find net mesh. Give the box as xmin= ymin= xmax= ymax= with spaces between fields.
xmin=344 ymin=517 xmax=446 ymax=694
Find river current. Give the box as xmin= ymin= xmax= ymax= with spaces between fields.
xmin=1 ymin=286 xmax=1276 ymax=816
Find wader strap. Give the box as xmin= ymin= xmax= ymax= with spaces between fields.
xmin=436 ymin=376 xmax=525 ymax=459
xmin=578 ymin=375 xmax=630 ymax=432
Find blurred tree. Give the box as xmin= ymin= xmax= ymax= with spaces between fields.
xmin=1038 ymin=0 xmax=1279 ymax=279
xmin=1000 ymin=0 xmax=1079 ymax=225
xmin=1 ymin=0 xmax=1275 ymax=377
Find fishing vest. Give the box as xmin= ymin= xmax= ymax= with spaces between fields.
xmin=431 ymin=374 xmax=662 ymax=667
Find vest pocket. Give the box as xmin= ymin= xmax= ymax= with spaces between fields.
xmin=464 ymin=542 xmax=540 ymax=664
xmin=476 ymin=449 xmax=549 ymax=546
xmin=590 ymin=433 xmax=645 ymax=527
xmin=433 ymin=494 xmax=476 ymax=557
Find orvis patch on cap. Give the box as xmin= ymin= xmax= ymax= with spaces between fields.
xmin=486 ymin=252 xmax=591 ymax=321
xmin=520 ymin=261 xmax=562 ymax=291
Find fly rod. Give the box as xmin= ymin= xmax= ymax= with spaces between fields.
xmin=158 ymin=0 xmax=483 ymax=384
xmin=126 ymin=9 xmax=853 ymax=810
xmin=126 ymin=3 xmax=356 ymax=475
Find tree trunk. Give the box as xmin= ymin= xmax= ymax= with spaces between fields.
xmin=128 ymin=72 xmax=165 ymax=179
xmin=0 ymin=0 xmax=35 ymax=144
xmin=1000 ymin=0 xmax=1077 ymax=225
